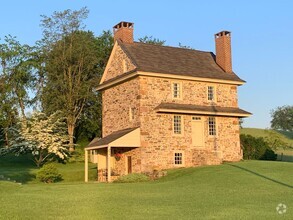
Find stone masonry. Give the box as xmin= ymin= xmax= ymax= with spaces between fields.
xmin=101 ymin=43 xmax=242 ymax=175
xmin=95 ymin=23 xmax=249 ymax=180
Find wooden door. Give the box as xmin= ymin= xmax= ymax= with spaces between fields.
xmin=192 ymin=117 xmax=204 ymax=146
xmin=127 ymin=156 xmax=132 ymax=174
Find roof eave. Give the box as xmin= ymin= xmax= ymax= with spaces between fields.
xmin=96 ymin=70 xmax=246 ymax=91
xmin=156 ymin=108 xmax=251 ymax=118
xmin=137 ymin=71 xmax=246 ymax=85
xmin=96 ymin=70 xmax=138 ymax=91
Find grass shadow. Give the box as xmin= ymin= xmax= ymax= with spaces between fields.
xmin=0 ymin=154 xmax=37 ymax=184
xmin=226 ymin=163 xmax=293 ymax=189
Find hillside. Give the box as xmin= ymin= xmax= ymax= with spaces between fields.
xmin=241 ymin=128 xmax=293 ymax=147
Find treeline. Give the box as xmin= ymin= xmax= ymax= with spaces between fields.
xmin=0 ymin=7 xmax=167 ymax=165
xmin=0 ymin=8 xmax=113 ymax=151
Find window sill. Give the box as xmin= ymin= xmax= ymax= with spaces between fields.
xmin=174 ymin=164 xmax=185 ymax=167
xmin=172 ymin=133 xmax=184 ymax=137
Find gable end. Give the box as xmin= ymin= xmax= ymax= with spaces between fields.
xmin=100 ymin=41 xmax=137 ymax=84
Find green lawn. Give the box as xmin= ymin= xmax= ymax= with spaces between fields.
xmin=0 ymin=155 xmax=292 ymax=219
xmin=241 ymin=128 xmax=293 ymax=147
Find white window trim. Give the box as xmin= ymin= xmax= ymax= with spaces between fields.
xmin=208 ymin=116 xmax=217 ymax=137
xmin=171 ymin=81 xmax=183 ymax=100
xmin=173 ymin=115 xmax=184 ymax=136
xmin=207 ymin=85 xmax=217 ymax=103
xmin=174 ymin=150 xmax=185 ymax=167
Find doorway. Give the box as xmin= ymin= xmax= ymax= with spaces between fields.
xmin=192 ymin=117 xmax=204 ymax=146
xmin=127 ymin=156 xmax=132 ymax=174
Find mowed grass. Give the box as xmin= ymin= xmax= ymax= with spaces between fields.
xmin=0 ymin=154 xmax=97 ymax=184
xmin=0 ymin=155 xmax=292 ymax=219
xmin=241 ymin=128 xmax=293 ymax=147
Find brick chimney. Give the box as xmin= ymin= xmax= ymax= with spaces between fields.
xmin=113 ymin=21 xmax=134 ymax=43
xmin=215 ymin=31 xmax=232 ymax=73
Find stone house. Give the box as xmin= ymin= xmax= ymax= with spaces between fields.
xmin=84 ymin=21 xmax=251 ymax=182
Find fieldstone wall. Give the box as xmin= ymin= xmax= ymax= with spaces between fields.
xmin=113 ymin=147 xmax=142 ymax=175
xmin=138 ymin=76 xmax=242 ymax=171
xmin=102 ymin=77 xmax=140 ymax=137
xmin=139 ymin=77 xmax=238 ymax=107
xmin=101 ymin=70 xmax=242 ymax=177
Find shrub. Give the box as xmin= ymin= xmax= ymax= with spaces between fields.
xmin=260 ymin=149 xmax=277 ymax=161
xmin=113 ymin=173 xmax=149 ymax=183
xmin=36 ymin=163 xmax=62 ymax=183
xmin=240 ymin=134 xmax=277 ymax=161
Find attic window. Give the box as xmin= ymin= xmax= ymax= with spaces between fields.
xmin=172 ymin=82 xmax=182 ymax=99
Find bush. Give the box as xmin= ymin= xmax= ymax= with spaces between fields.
xmin=36 ymin=163 xmax=62 ymax=183
xmin=240 ymin=134 xmax=277 ymax=161
xmin=260 ymin=149 xmax=277 ymax=161
xmin=113 ymin=173 xmax=149 ymax=183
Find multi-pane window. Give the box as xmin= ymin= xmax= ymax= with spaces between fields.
xmin=173 ymin=115 xmax=182 ymax=134
xmin=172 ymin=82 xmax=181 ymax=99
xmin=208 ymin=86 xmax=215 ymax=101
xmin=208 ymin=117 xmax=216 ymax=136
xmin=174 ymin=152 xmax=183 ymax=165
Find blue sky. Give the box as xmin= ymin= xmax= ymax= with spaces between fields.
xmin=1 ymin=0 xmax=292 ymax=128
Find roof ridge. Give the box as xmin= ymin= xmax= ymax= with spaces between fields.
xmin=127 ymin=41 xmax=213 ymax=54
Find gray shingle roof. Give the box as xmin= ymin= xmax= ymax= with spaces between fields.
xmin=119 ymin=41 xmax=245 ymax=83
xmin=156 ymin=103 xmax=251 ymax=117
xmin=86 ymin=127 xmax=139 ymax=148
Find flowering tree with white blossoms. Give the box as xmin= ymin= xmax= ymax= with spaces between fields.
xmin=1 ymin=111 xmax=69 ymax=167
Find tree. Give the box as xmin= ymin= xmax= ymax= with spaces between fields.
xmin=178 ymin=42 xmax=193 ymax=49
xmin=0 ymin=111 xmax=69 ymax=167
xmin=240 ymin=134 xmax=277 ymax=161
xmin=264 ymin=129 xmax=288 ymax=150
xmin=271 ymin=105 xmax=293 ymax=131
xmin=74 ymin=91 xmax=102 ymax=141
xmin=95 ymin=30 xmax=114 ymax=77
xmin=138 ymin=36 xmax=165 ymax=45
xmin=0 ymin=35 xmax=35 ymax=121
xmin=39 ymin=8 xmax=100 ymax=151
xmin=74 ymin=30 xmax=113 ymax=142
xmin=0 ymin=36 xmax=34 ymax=145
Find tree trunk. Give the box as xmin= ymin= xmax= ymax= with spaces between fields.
xmin=68 ymin=122 xmax=75 ymax=152
xmin=4 ymin=128 xmax=9 ymax=146
xmin=18 ymin=98 xmax=27 ymax=122
xmin=34 ymin=153 xmax=43 ymax=168
xmin=15 ymin=91 xmax=27 ymax=124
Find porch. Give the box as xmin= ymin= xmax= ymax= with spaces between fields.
xmin=84 ymin=127 xmax=140 ymax=182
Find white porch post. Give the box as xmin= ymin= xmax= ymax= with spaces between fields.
xmin=85 ymin=149 xmax=88 ymax=182
xmin=107 ymin=146 xmax=111 ymax=182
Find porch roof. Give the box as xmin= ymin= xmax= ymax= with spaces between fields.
xmin=155 ymin=103 xmax=252 ymax=118
xmin=86 ymin=127 xmax=140 ymax=150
